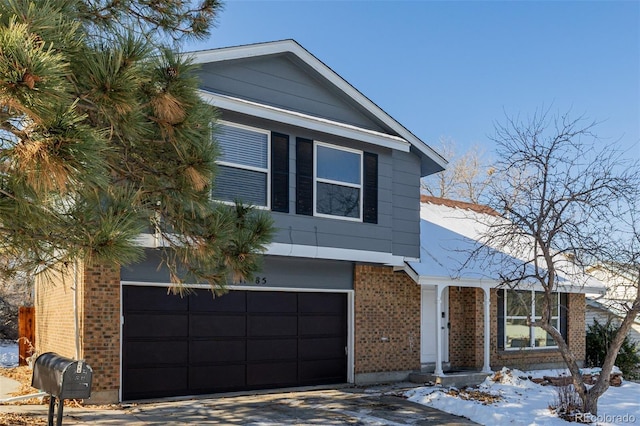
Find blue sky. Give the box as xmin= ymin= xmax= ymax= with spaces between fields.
xmin=186 ymin=1 xmax=640 ymax=161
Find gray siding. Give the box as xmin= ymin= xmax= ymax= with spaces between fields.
xmin=198 ymin=50 xmax=424 ymax=259
xmin=220 ymin=111 xmax=399 ymax=255
xmin=391 ymin=151 xmax=421 ymax=258
xmin=197 ymin=55 xmax=388 ymax=133
xmin=121 ymin=250 xmax=353 ymax=290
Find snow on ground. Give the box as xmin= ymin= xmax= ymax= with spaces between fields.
xmin=0 ymin=340 xmax=18 ymax=368
xmin=406 ymin=367 xmax=640 ymax=426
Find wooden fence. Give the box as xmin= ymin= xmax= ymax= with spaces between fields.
xmin=18 ymin=306 xmax=34 ymax=366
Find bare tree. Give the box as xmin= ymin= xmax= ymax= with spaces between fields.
xmin=476 ymin=108 xmax=640 ymax=416
xmin=421 ymin=137 xmax=494 ymax=204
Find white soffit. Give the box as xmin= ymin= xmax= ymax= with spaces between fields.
xmin=188 ymin=40 xmax=447 ymax=170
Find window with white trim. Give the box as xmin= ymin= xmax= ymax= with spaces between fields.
xmin=504 ymin=290 xmax=560 ymax=349
xmin=212 ymin=121 xmax=270 ymax=208
xmin=314 ymin=142 xmax=362 ymax=220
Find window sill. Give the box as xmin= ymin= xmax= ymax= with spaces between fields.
xmin=498 ymin=347 xmax=560 ymax=355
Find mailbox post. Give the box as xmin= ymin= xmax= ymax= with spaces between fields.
xmin=32 ymin=353 xmax=93 ymax=426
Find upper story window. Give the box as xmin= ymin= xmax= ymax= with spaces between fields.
xmin=314 ymin=142 xmax=362 ymax=220
xmin=504 ymin=290 xmax=560 ymax=350
xmin=296 ymin=137 xmax=377 ymax=223
xmin=212 ymin=121 xmax=270 ymax=208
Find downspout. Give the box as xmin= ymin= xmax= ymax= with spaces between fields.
xmin=73 ymin=260 xmax=80 ymax=360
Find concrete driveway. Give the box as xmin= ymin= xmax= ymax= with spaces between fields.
xmin=3 ymin=386 xmax=478 ymax=425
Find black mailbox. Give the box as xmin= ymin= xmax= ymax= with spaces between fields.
xmin=32 ymin=352 xmax=93 ymax=426
xmin=32 ymin=352 xmax=93 ymax=399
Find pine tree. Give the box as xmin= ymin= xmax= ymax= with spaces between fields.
xmin=0 ymin=0 xmax=273 ymax=291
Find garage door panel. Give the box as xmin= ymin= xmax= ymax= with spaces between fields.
xmin=190 ymin=340 xmax=246 ymax=363
xmin=299 ymin=359 xmax=347 ymax=383
xmin=190 ymin=365 xmax=246 ymax=391
xmin=123 ymin=287 xmax=348 ymax=400
xmin=190 ymin=314 xmax=246 ymax=337
xmin=123 ymin=286 xmax=187 ymax=311
xmin=248 ymin=315 xmax=297 ymax=336
xmin=247 ymin=338 xmax=297 ymax=361
xmin=298 ymin=293 xmax=346 ymax=314
xmin=124 ymin=366 xmax=188 ymax=396
xmin=190 ymin=291 xmax=246 ymax=312
xmin=125 ymin=314 xmax=188 ymax=337
xmin=299 ymin=337 xmax=345 ymax=359
xmin=247 ymin=361 xmax=298 ymax=386
xmin=247 ymin=292 xmax=298 ymax=312
xmin=125 ymin=340 xmax=188 ymax=366
xmin=299 ymin=316 xmax=344 ymax=336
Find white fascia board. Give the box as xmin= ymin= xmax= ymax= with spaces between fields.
xmin=135 ymin=234 xmax=405 ymax=266
xmin=188 ymin=40 xmax=447 ymax=170
xmin=199 ymin=91 xmax=410 ymax=152
xmin=418 ymin=276 xmax=499 ymax=288
xmin=416 ymin=274 xmax=605 ymax=294
xmin=266 ymin=243 xmax=406 ymax=266
xmin=188 ymin=40 xmax=296 ymax=64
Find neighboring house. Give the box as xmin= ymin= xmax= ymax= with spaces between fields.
xmin=408 ymin=196 xmax=605 ymax=377
xmin=34 ymin=40 xmax=447 ymax=403
xmin=586 ymin=265 xmax=640 ymax=346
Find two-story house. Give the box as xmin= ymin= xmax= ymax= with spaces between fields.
xmin=34 ymin=40 xmax=447 ymax=403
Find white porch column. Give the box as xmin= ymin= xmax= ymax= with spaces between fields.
xmin=482 ymin=286 xmax=492 ymax=373
xmin=434 ymin=284 xmax=444 ymax=376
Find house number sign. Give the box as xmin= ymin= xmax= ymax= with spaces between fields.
xmin=238 ymin=276 xmax=268 ymax=285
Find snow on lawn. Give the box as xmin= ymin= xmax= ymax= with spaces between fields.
xmin=0 ymin=340 xmax=18 ymax=368
xmin=405 ymin=367 xmax=640 ymax=426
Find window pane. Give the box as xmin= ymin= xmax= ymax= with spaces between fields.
xmin=316 ymin=182 xmax=360 ymax=218
xmin=506 ymin=319 xmax=530 ymax=348
xmin=216 ymin=124 xmax=268 ymax=169
xmin=535 ymin=292 xmax=559 ymax=317
xmin=506 ymin=290 xmax=531 ymax=317
xmin=317 ymin=145 xmax=361 ymax=184
xmin=534 ymin=327 xmax=556 ymax=348
xmin=213 ymin=166 xmax=267 ymax=206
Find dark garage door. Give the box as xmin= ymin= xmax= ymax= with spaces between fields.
xmin=122 ymin=286 xmax=348 ymax=400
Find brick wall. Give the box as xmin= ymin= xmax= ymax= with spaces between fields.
xmin=35 ymin=260 xmax=121 ymax=404
xmin=81 ymin=262 xmax=121 ymax=403
xmin=35 ymin=263 xmax=80 ymax=360
xmin=353 ymin=265 xmax=420 ymax=374
xmin=448 ymin=287 xmax=485 ymax=369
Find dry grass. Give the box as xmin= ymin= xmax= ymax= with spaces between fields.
xmin=0 ymin=413 xmax=47 ymax=425
xmin=0 ymin=367 xmax=45 ymax=424
xmin=446 ymin=387 xmax=502 ymax=405
xmin=0 ymin=366 xmax=46 ymax=405
xmin=1 ymin=366 xmax=122 ymax=410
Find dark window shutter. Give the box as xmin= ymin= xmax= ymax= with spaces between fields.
xmin=560 ymin=293 xmax=569 ymax=343
xmin=363 ymin=152 xmax=378 ymax=224
xmin=271 ymin=132 xmax=289 ymax=213
xmin=497 ymin=289 xmax=505 ymax=350
xmin=296 ymin=137 xmax=313 ymax=215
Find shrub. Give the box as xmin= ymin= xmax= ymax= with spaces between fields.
xmin=550 ymin=384 xmax=583 ymax=422
xmin=586 ymin=318 xmax=640 ymax=379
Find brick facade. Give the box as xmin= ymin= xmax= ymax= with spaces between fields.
xmin=353 ymin=265 xmax=420 ymax=377
xmin=448 ymin=287 xmax=485 ymax=369
xmin=447 ymin=288 xmax=586 ymax=370
xmin=35 ymin=264 xmax=79 ymax=360
xmin=35 ymin=258 xmax=587 ymax=402
xmin=35 ymin=261 xmax=121 ymax=404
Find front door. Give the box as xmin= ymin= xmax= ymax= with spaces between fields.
xmin=420 ymin=286 xmax=449 ymax=364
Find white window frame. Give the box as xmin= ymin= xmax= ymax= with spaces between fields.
xmin=504 ymin=290 xmax=560 ymax=351
xmin=214 ymin=120 xmax=271 ymax=210
xmin=313 ymin=141 xmax=363 ymax=222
